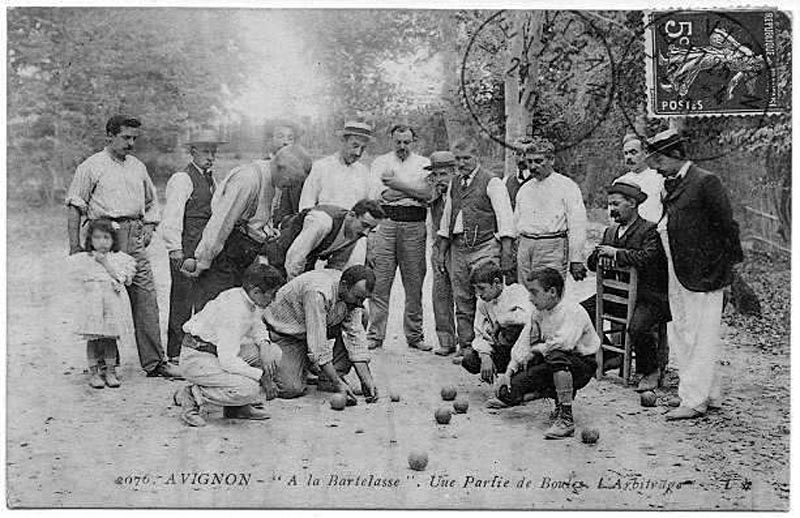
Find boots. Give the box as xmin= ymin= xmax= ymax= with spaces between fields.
xmin=176 ymin=386 xmax=206 ymax=427
xmin=88 ymin=365 xmax=105 ymax=389
xmin=104 ymin=364 xmax=121 ymax=388
xmin=223 ymin=405 xmax=271 ymax=420
xmin=544 ymin=404 xmax=575 ymax=439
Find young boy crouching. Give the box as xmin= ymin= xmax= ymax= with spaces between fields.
xmin=492 ymin=267 xmax=599 ymax=439
xmin=174 ymin=263 xmax=286 ymax=427
xmin=461 ymin=261 xmax=532 ymax=384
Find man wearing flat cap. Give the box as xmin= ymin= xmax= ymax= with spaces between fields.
xmin=587 ymin=181 xmax=671 ymax=392
xmin=513 ymin=136 xmax=588 ymax=285
xmin=644 ymin=129 xmax=743 ymax=420
xmin=161 ymin=129 xmax=226 ymax=363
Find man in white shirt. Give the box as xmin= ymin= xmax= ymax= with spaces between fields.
xmin=299 ymin=120 xmax=374 ymax=211
xmin=366 ymin=124 xmax=433 ymax=351
xmin=614 ymin=134 xmax=664 ymax=223
xmin=174 ymin=263 xmax=285 ymax=427
xmin=513 ymin=137 xmax=588 ymax=284
xmin=434 ymin=139 xmax=515 ymax=357
xmin=160 ymin=130 xmax=226 ymax=363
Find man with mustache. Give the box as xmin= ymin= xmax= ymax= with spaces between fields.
xmin=586 ymin=181 xmax=671 ymax=392
xmin=434 ymin=139 xmax=515 ymax=359
xmin=65 ymin=115 xmax=179 ymax=379
xmin=614 ymin=134 xmax=665 ymax=223
xmin=160 ymin=130 xmax=227 ymax=364
xmin=644 ymin=129 xmax=743 ymax=420
xmin=512 ymin=137 xmax=588 ymax=286
xmin=366 ymin=124 xmax=433 ymax=352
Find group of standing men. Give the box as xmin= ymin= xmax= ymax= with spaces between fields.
xmin=66 ymin=113 xmax=741 ymax=423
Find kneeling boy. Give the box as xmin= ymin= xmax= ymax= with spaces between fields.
xmin=174 ymin=263 xmax=285 ymax=427
xmin=462 ymin=261 xmax=532 ymax=383
xmin=493 ymin=267 xmax=599 ymax=439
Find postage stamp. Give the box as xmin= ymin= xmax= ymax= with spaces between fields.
xmin=644 ymin=10 xmax=789 ymax=117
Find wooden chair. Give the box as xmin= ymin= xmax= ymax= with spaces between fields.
xmin=594 ymin=265 xmax=669 ymax=386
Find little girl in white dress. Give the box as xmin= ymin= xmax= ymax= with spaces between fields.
xmin=67 ymin=219 xmax=136 ymax=388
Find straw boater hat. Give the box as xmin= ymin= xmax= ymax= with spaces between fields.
xmin=340 ymin=120 xmax=374 ymax=140
xmin=424 ymin=151 xmax=456 ymax=171
xmin=608 ymin=181 xmax=648 ymax=204
xmin=185 ymin=129 xmax=227 ymax=147
xmin=645 ymin=128 xmax=685 ymax=156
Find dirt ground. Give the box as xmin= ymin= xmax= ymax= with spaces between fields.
xmin=6 ymin=201 xmax=790 ymax=510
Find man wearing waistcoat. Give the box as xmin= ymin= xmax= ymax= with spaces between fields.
xmin=161 ymin=130 xmax=226 ymax=364
xmin=434 ymin=139 xmax=515 ymax=357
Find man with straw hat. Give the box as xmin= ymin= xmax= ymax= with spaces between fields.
xmin=160 ymin=128 xmax=227 ymax=364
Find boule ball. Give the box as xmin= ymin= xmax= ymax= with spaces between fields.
xmin=330 ymin=393 xmax=347 ymax=410
xmin=389 ymin=391 xmax=401 ymax=402
xmin=640 ymin=391 xmax=658 ymax=407
xmin=580 ymin=428 xmax=600 ymax=444
xmin=453 ymin=399 xmax=469 ymax=414
xmin=434 ymin=407 xmax=452 ymax=424
xmin=408 ymin=450 xmax=428 ymax=471
xmin=441 ymin=386 xmax=457 ymax=401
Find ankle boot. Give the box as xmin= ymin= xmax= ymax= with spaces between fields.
xmin=544 ymin=404 xmax=575 ymax=439
xmin=104 ymin=364 xmax=121 ymax=388
xmin=88 ymin=366 xmax=105 ymax=389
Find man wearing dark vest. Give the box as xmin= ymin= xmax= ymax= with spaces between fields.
xmin=277 ymin=199 xmax=385 ymax=280
xmin=161 ymin=130 xmax=226 ymax=364
xmin=425 ymin=151 xmax=458 ymax=356
xmin=501 ymin=137 xmax=537 ymax=286
xmin=434 ymin=139 xmax=515 ymax=358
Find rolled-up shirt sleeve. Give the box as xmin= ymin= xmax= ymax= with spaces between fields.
xmin=507 ymin=320 xmax=539 ymax=374
xmin=565 ymin=182 xmax=588 ymax=263
xmin=284 ymin=211 xmax=333 ymax=279
xmin=65 ymin=162 xmax=95 ymax=213
xmin=194 ymin=172 xmax=256 ymax=270
xmin=341 ymin=307 xmax=370 ymax=363
xmin=303 ymin=291 xmax=332 ymax=365
xmin=160 ymin=173 xmax=193 ymax=252
xmin=486 ymin=177 xmax=515 ymax=238
xmin=472 ymin=300 xmax=495 ymax=356
xmin=142 ymin=168 xmax=161 ymax=224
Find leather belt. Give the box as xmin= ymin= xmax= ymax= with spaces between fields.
xmin=519 ymin=231 xmax=567 ymax=240
xmin=183 ymin=334 xmax=218 ymax=357
xmin=381 ymin=205 xmax=427 ymax=222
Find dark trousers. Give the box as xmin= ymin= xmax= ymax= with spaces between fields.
xmin=196 ymin=230 xmax=262 ymax=311
xmin=114 ymin=220 xmax=166 ymax=373
xmin=167 ymin=261 xmax=198 ymax=359
xmin=431 ymin=240 xmax=456 ymax=350
xmin=581 ymin=295 xmax=666 ymax=375
xmin=502 ymin=350 xmax=596 ymax=405
xmin=461 ymin=342 xmax=512 ymax=375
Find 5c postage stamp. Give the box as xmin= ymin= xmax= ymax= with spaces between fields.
xmin=644 ymin=10 xmax=790 ymax=117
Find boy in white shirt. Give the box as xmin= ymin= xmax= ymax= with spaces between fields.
xmin=461 ymin=261 xmax=532 ymax=384
xmin=174 ymin=263 xmax=285 ymax=427
xmin=493 ymin=267 xmax=600 ymax=439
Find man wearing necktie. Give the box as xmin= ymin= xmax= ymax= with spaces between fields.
xmin=160 ymin=130 xmax=227 ymax=364
xmin=644 ymin=129 xmax=743 ymax=420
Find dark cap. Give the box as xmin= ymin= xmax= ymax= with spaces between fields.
xmin=608 ymin=181 xmax=647 ymax=204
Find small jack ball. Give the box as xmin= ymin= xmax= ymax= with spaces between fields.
xmin=580 ymin=428 xmax=600 ymax=444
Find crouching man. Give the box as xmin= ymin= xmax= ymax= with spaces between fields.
xmin=461 ymin=261 xmax=532 ymax=383
xmin=491 ymin=267 xmax=599 ymax=440
xmin=174 ymin=263 xmax=286 ymax=427
xmin=264 ymin=265 xmax=378 ymax=404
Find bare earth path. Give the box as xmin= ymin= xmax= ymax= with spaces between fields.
xmin=6 ymin=203 xmax=789 ymax=509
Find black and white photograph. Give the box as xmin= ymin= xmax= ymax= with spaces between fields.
xmin=4 ymin=1 xmax=794 ymax=510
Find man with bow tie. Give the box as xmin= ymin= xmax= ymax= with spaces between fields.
xmin=161 ymin=130 xmax=227 ymax=364
xmin=644 ymin=129 xmax=743 ymax=420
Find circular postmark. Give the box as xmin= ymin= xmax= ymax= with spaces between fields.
xmin=459 ymin=10 xmax=617 ymax=153
xmin=616 ymin=9 xmax=787 ymax=162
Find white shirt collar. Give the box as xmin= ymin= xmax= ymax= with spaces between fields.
xmin=676 ymin=160 xmax=693 ymax=179
xmin=191 ymin=160 xmax=211 ymax=174
xmin=240 ymin=288 xmax=257 ymax=309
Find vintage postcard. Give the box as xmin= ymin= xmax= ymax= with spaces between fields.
xmin=4 ymin=2 xmax=793 ymax=511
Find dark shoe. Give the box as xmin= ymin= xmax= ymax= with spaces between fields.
xmin=409 ymin=341 xmax=433 ymax=352
xmin=602 ymin=355 xmax=622 ymax=373
xmin=544 ymin=413 xmax=575 ymax=440
xmin=104 ymin=365 xmax=121 ymax=388
xmin=176 ymin=386 xmax=206 ymax=427
xmin=88 ymin=366 xmax=105 ymax=389
xmin=665 ymin=406 xmax=704 ymax=421
xmin=147 ymin=361 xmax=183 ymax=379
xmin=635 ymin=371 xmax=660 ymax=392
xmin=485 ymin=397 xmax=509 ymax=409
xmin=435 ymin=347 xmax=456 ymax=356
xmin=223 ymin=405 xmax=271 ymax=420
